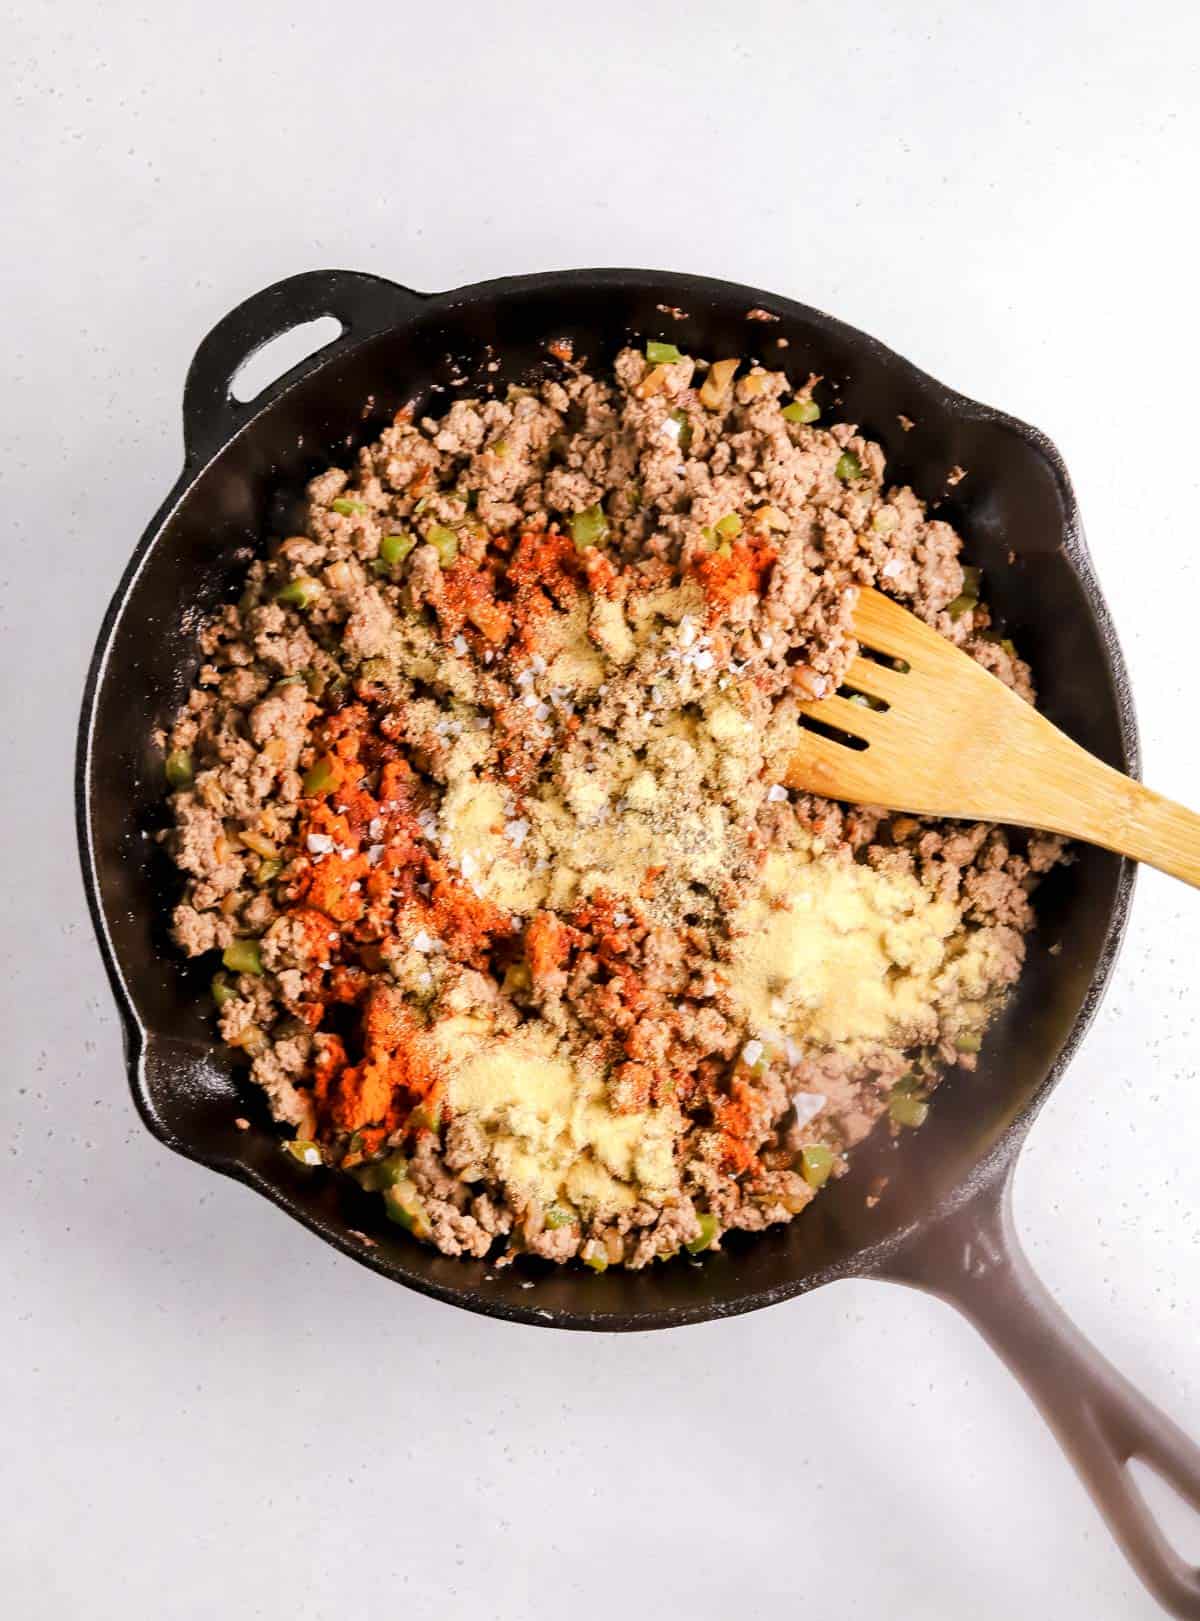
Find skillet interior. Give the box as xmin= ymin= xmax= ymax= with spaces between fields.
xmin=79 ymin=270 xmax=1135 ymax=1328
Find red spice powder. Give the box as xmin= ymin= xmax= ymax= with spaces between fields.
xmin=437 ymin=559 xmax=513 ymax=645
xmin=691 ymin=535 xmax=777 ymax=622
xmin=315 ymin=984 xmax=440 ymax=1137
xmin=712 ymin=1074 xmax=761 ymax=1175
xmin=281 ymin=705 xmax=519 ymax=1145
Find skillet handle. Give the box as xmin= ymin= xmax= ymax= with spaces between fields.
xmin=182 ymin=269 xmax=426 ymax=466
xmin=886 ymin=1176 xmax=1200 ymax=1618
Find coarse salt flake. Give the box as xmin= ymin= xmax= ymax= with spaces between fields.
xmin=767 ymin=784 xmax=789 ymax=803
xmin=367 ymin=844 xmax=386 ymax=866
xmin=742 ymin=1038 xmax=765 ymax=1067
xmin=452 ymin=634 xmax=469 ymax=655
xmin=792 ymin=1091 xmax=827 ymax=1126
xmin=306 ymin=833 xmax=333 ymax=855
xmin=692 ymin=649 xmax=714 ymax=673
xmin=881 ymin=558 xmax=903 ymax=580
xmin=412 ymin=930 xmax=436 ymax=953
xmin=505 ymin=819 xmax=529 ymax=847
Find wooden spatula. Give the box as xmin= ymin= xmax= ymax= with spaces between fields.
xmin=786 ymin=587 xmax=1200 ymax=887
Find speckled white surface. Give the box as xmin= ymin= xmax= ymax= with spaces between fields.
xmin=4 ymin=2 xmax=1199 ymax=1615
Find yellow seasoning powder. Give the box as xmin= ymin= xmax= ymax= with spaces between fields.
xmin=727 ymin=842 xmax=964 ymax=1051
xmin=434 ymin=1015 xmax=682 ymax=1218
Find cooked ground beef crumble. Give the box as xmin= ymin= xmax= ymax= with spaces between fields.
xmin=161 ymin=341 xmax=1067 ymax=1269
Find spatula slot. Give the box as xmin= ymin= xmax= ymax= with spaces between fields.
xmin=797 ymin=713 xmax=870 ymax=752
xmin=854 ymin=644 xmax=912 ymax=676
xmin=837 ymin=685 xmax=890 ymax=713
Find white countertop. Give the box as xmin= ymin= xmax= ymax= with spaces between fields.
xmin=3 ymin=1 xmax=1199 ymax=1614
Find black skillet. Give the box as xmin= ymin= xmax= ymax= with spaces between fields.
xmin=77 ymin=267 xmax=1200 ymax=1615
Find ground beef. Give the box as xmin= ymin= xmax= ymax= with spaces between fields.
xmin=159 ymin=340 xmax=1068 ymax=1271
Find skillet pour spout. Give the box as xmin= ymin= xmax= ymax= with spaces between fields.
xmin=77 ymin=265 xmax=1200 ymax=1614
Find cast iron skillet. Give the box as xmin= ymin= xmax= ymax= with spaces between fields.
xmin=77 ymin=267 xmax=1200 ymax=1615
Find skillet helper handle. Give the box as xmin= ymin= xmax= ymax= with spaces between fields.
xmin=181 ymin=269 xmax=425 ymax=466
xmin=890 ymin=1179 xmax=1200 ymax=1618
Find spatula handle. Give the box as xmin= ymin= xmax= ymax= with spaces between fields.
xmin=1017 ymin=729 xmax=1200 ymax=888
